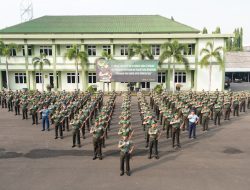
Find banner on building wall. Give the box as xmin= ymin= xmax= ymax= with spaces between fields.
xmin=96 ymin=59 xmax=158 ymax=82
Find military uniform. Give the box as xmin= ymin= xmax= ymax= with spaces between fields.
xmin=232 ymin=97 xmax=239 ymax=116
xmin=52 ymin=112 xmax=63 ymax=138
xmin=201 ymin=106 xmax=210 ymax=131
xmin=148 ymin=123 xmax=160 ymax=159
xmin=91 ymin=121 xmax=104 ymax=160
xmin=119 ymin=139 xmax=134 ymax=176
xmin=213 ymin=102 xmax=222 ymax=125
xmin=171 ymin=117 xmax=182 ymax=148
xmin=71 ymin=116 xmax=81 ymax=147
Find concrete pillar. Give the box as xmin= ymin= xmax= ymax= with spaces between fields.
xmin=24 ymin=42 xmax=30 ymax=89
xmin=52 ymin=42 xmax=57 ymax=91
xmin=194 ymin=38 xmax=199 ymax=91
xmin=0 ymin=70 xmax=2 ymax=90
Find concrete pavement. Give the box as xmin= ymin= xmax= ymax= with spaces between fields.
xmin=0 ymin=96 xmax=250 ymax=190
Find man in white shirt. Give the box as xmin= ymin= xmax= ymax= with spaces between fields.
xmin=188 ymin=110 xmax=199 ymax=139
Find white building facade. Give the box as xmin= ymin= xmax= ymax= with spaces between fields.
xmin=0 ymin=15 xmax=232 ymax=91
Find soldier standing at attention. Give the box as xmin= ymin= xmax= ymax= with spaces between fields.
xmin=52 ymin=110 xmax=64 ymax=138
xmin=30 ymin=102 xmax=39 ymax=125
xmin=170 ymin=114 xmax=183 ymax=149
xmin=148 ymin=120 xmax=161 ymax=159
xmin=213 ymin=101 xmax=222 ymax=126
xmin=70 ymin=114 xmax=81 ymax=147
xmin=224 ymin=98 xmax=231 ymax=120
xmin=181 ymin=105 xmax=190 ymax=131
xmin=232 ymin=96 xmax=239 ymax=116
xmin=20 ymin=99 xmax=29 ymax=120
xmin=90 ymin=118 xmax=104 ymax=160
xmin=14 ymin=95 xmax=20 ymax=115
xmin=118 ymin=135 xmax=135 ymax=176
xmin=201 ymin=105 xmax=211 ymax=131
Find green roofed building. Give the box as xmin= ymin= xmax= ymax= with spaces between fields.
xmin=0 ymin=15 xmax=233 ymax=91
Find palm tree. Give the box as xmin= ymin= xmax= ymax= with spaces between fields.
xmin=160 ymin=40 xmax=189 ymax=93
xmin=200 ymin=42 xmax=223 ymax=91
xmin=32 ymin=53 xmax=51 ymax=91
xmin=64 ymin=45 xmax=88 ymax=90
xmin=0 ymin=42 xmax=21 ymax=90
xmin=128 ymin=43 xmax=154 ymax=60
xmin=101 ymin=51 xmax=113 ymax=60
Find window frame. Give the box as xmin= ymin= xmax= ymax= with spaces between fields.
xmin=174 ymin=72 xmax=187 ymax=83
xmin=158 ymin=72 xmax=166 ymax=83
xmin=88 ymin=72 xmax=96 ymax=84
xmin=67 ymin=73 xmax=80 ymax=84
xmin=102 ymin=45 xmax=111 ymax=55
xmin=120 ymin=45 xmax=128 ymax=56
xmin=87 ymin=45 xmax=96 ymax=56
xmin=35 ymin=72 xmax=43 ymax=84
xmin=151 ymin=45 xmax=160 ymax=56
xmin=39 ymin=46 xmax=52 ymax=56
xmin=14 ymin=73 xmax=27 ymax=84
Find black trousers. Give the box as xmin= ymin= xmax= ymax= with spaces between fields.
xmin=8 ymin=101 xmax=13 ymax=111
xmin=72 ymin=129 xmax=81 ymax=145
xmin=32 ymin=113 xmax=38 ymax=124
xmin=172 ymin=128 xmax=180 ymax=147
xmin=120 ymin=152 xmax=131 ymax=172
xmin=240 ymin=102 xmax=246 ymax=112
xmin=224 ymin=108 xmax=231 ymax=120
xmin=202 ymin=116 xmax=209 ymax=131
xmin=149 ymin=139 xmax=158 ymax=157
xmin=55 ymin=124 xmax=63 ymax=137
xmin=2 ymin=99 xmax=7 ymax=108
xmin=166 ymin=124 xmax=172 ymax=138
xmin=22 ymin=109 xmax=28 ymax=119
xmin=93 ymin=137 xmax=102 ymax=157
xmin=233 ymin=105 xmax=239 ymax=116
xmin=214 ymin=111 xmax=221 ymax=125
xmin=14 ymin=105 xmax=20 ymax=115
xmin=81 ymin=123 xmax=86 ymax=138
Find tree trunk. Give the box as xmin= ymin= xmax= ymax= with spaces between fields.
xmin=76 ymin=61 xmax=79 ymax=91
xmin=41 ymin=70 xmax=44 ymax=92
xmin=5 ymin=57 xmax=10 ymax=90
xmin=209 ymin=60 xmax=212 ymax=91
xmin=172 ymin=62 xmax=175 ymax=94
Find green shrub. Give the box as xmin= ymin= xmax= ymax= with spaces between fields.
xmin=154 ymin=84 xmax=163 ymax=94
xmin=87 ymin=85 xmax=97 ymax=93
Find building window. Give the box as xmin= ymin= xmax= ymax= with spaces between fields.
xmin=35 ymin=73 xmax=42 ymax=83
xmin=141 ymin=82 xmax=150 ymax=89
xmin=88 ymin=73 xmax=96 ymax=84
xmin=15 ymin=73 xmax=26 ymax=84
xmin=151 ymin=45 xmax=160 ymax=56
xmin=10 ymin=49 xmax=17 ymax=57
xmin=158 ymin=72 xmax=166 ymax=83
xmin=120 ymin=45 xmax=128 ymax=56
xmin=22 ymin=46 xmax=32 ymax=56
xmin=103 ymin=45 xmax=111 ymax=55
xmin=66 ymin=45 xmax=80 ymax=52
xmin=87 ymin=45 xmax=96 ymax=56
xmin=184 ymin=44 xmax=195 ymax=55
xmin=40 ymin=46 xmax=52 ymax=56
xmin=67 ymin=73 xmax=80 ymax=83
xmin=175 ymin=72 xmax=186 ymax=83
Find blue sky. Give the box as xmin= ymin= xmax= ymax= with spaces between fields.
xmin=0 ymin=0 xmax=249 ymax=45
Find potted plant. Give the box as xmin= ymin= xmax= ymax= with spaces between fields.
xmin=154 ymin=84 xmax=164 ymax=94
xmin=46 ymin=84 xmax=52 ymax=92
xmin=176 ymin=83 xmax=183 ymax=91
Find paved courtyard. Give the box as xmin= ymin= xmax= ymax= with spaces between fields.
xmin=0 ymin=95 xmax=250 ymax=190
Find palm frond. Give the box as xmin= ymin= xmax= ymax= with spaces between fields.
xmin=199 ymin=54 xmax=211 ymax=68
